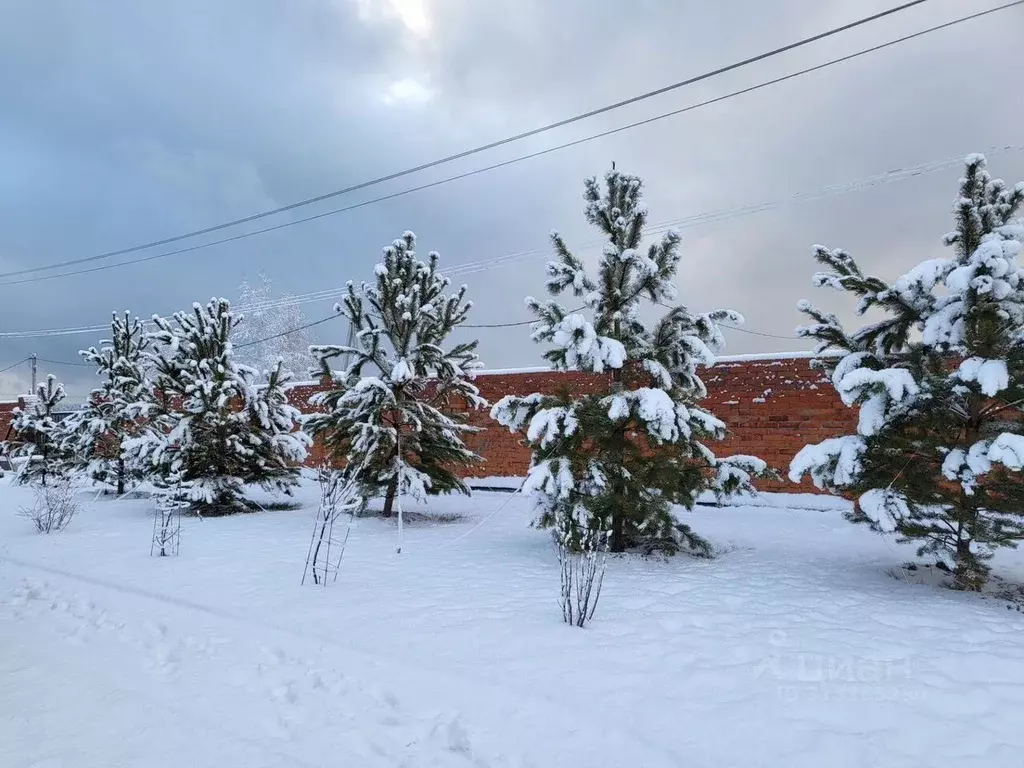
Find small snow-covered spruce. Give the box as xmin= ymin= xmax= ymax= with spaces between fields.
xmin=64 ymin=311 xmax=151 ymax=495
xmin=11 ymin=374 xmax=75 ymax=486
xmin=789 ymin=155 xmax=1024 ymax=591
xmin=306 ymin=232 xmax=486 ymax=516
xmin=243 ymin=358 xmax=313 ymax=490
xmin=124 ymin=298 xmax=310 ymax=516
xmin=492 ymin=169 xmax=771 ymax=555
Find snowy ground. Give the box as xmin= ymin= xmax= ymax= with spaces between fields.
xmin=3 ymin=479 xmax=1024 ymax=767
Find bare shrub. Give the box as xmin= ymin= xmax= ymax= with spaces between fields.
xmin=19 ymin=476 xmax=80 ymax=533
xmin=556 ymin=510 xmax=609 ymax=628
xmin=151 ymin=495 xmax=184 ymax=557
xmin=150 ymin=484 xmax=188 ymax=557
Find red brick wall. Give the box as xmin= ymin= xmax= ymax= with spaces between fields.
xmin=0 ymin=401 xmax=19 ymax=442
xmin=701 ymin=357 xmax=853 ymax=491
xmin=285 ymin=382 xmax=332 ymax=465
xmin=286 ymin=355 xmax=855 ymax=491
xmin=462 ymin=370 xmax=614 ymax=480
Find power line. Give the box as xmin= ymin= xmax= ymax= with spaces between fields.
xmin=0 ymin=358 xmax=29 ymax=376
xmin=445 ymin=140 xmax=1024 ymax=281
xmin=0 ymin=323 xmax=113 ymax=339
xmin=462 ymin=318 xmax=538 ymax=329
xmin=35 ymin=356 xmax=92 ymax=367
xmin=2 ymin=131 xmax=1020 ymax=341
xmin=235 ymin=313 xmax=341 ymax=348
xmin=0 ymin=1 xmax=939 ymax=283
xmin=0 ymin=303 xmax=806 ymax=377
xmin=2 ymin=2 xmax=1012 ymax=289
xmin=20 ymin=315 xmax=345 ymax=373
xmin=657 ymin=301 xmax=801 ymax=341
xmin=719 ymin=323 xmax=800 ymax=340
xmin=208 ymin=245 xmax=555 ymax=319
xmin=0 ymin=283 xmax=361 ymax=340
xmin=16 ymin=309 xmax=540 ymax=376
xmin=4 ymin=312 xmax=801 ymax=378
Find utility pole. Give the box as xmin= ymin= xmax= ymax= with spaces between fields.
xmin=341 ymin=318 xmax=356 ymax=373
xmin=29 ymin=354 xmax=36 ymax=393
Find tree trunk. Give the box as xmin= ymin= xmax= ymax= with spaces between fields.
xmin=953 ymin=421 xmax=985 ymax=591
xmin=953 ymin=505 xmax=984 ymax=591
xmin=608 ymin=314 xmax=626 ymax=553
xmin=381 ymin=413 xmax=403 ymax=518
xmin=953 ymin=534 xmax=983 ymax=591
xmin=610 ymin=513 xmax=626 ymax=553
xmin=381 ymin=476 xmax=398 ymax=518
xmin=116 ymin=457 xmax=125 ymax=497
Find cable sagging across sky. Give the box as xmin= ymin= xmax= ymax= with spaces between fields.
xmin=0 ymin=0 xmax=938 ymax=281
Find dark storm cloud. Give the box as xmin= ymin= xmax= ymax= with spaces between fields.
xmin=1 ymin=0 xmax=1022 ymax=397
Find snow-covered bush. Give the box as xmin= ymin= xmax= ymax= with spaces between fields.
xmin=492 ymin=169 xmax=770 ymax=556
xmin=65 ymin=311 xmax=151 ymax=495
xmin=790 ymin=155 xmax=1024 ymax=590
xmin=125 ymin=298 xmax=310 ymax=516
xmin=19 ymin=474 xmax=80 ymax=533
xmin=11 ymin=375 xmax=75 ymax=487
xmin=307 ymin=232 xmax=486 ymax=517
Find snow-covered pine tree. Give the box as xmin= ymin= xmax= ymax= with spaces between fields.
xmin=789 ymin=155 xmax=1024 ymax=590
xmin=233 ymin=272 xmax=314 ymax=377
xmin=125 ymin=298 xmax=309 ymax=515
xmin=67 ymin=311 xmax=151 ymax=495
xmin=307 ymin=232 xmax=486 ymax=517
xmin=491 ymin=169 xmax=769 ymax=555
xmin=12 ymin=374 xmax=72 ymax=486
xmin=242 ymin=358 xmax=313 ymax=490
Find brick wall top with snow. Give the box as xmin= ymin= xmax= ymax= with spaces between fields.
xmin=285 ymin=356 xmax=856 ymax=492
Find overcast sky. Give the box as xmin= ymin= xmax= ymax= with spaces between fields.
xmin=1 ymin=0 xmax=1022 ymax=399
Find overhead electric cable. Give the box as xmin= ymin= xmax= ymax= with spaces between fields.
xmin=0 ymin=0 xmax=944 ymax=282
xmin=0 ymin=358 xmax=30 ymax=376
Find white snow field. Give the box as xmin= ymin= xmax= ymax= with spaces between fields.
xmin=3 ymin=480 xmax=1024 ymax=767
